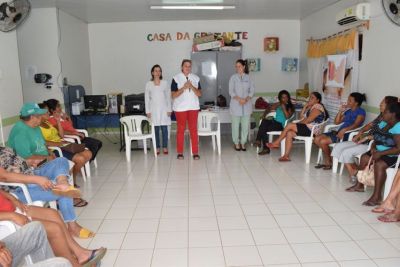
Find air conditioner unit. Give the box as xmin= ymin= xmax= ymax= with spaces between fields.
xmin=336 ymin=3 xmax=370 ymax=26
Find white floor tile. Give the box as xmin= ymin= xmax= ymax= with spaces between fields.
xmin=98 ymin=219 xmax=130 ymax=233
xmin=302 ymin=213 xmax=337 ymax=227
xmin=189 ymin=230 xmax=221 ymax=247
xmin=291 ymin=243 xmax=334 ymax=263
xmin=223 ymin=246 xmax=263 ymax=266
xmin=282 ymin=227 xmax=319 ymax=243
xmin=121 ymin=232 xmax=156 ymax=249
xmin=357 ymin=239 xmax=400 ymax=258
xmin=312 ymin=225 xmax=352 ymax=242
xmin=188 ymin=247 xmax=225 ymax=267
xmin=220 ymin=229 xmax=255 ymax=246
xmin=246 ymin=215 xmax=278 ymax=229
xmin=128 ymin=218 xmax=159 ymax=233
xmin=324 ymin=241 xmax=369 ymax=261
xmin=189 ymin=217 xmax=218 ymax=231
xmin=152 ymin=248 xmax=188 ymax=267
xmin=158 ymin=218 xmax=188 ymax=232
xmin=217 ymin=216 xmax=249 ymax=230
xmin=89 ymin=233 xmax=125 ymax=250
xmin=114 ymin=249 xmax=153 ymax=267
xmin=258 ymin=244 xmax=299 ymax=265
xmin=251 ymin=228 xmax=287 ymax=245
xmin=155 ymin=231 xmax=188 ymax=248
xmin=274 ymin=214 xmax=308 ymax=228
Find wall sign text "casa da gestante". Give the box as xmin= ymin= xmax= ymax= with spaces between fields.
xmin=147 ymin=31 xmax=248 ymax=42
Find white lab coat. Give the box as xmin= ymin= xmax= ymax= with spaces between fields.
xmin=145 ymin=80 xmax=172 ymax=126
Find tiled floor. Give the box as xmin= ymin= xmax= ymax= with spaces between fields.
xmin=75 ymin=134 xmax=400 ymax=267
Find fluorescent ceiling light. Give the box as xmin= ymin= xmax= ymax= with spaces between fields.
xmin=150 ymin=5 xmax=235 ymax=10
xmin=162 ymin=0 xmax=224 ymax=3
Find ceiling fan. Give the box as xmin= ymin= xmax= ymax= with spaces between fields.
xmin=0 ymin=0 xmax=30 ymax=32
xmin=382 ymin=0 xmax=400 ymax=26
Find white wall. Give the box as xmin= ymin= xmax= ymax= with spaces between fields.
xmin=300 ymin=0 xmax=400 ymax=110
xmin=0 ymin=31 xmax=24 ymax=138
xmin=89 ymin=20 xmax=300 ymax=96
xmin=17 ymin=8 xmax=63 ymax=104
xmin=59 ymin=10 xmax=92 ymax=94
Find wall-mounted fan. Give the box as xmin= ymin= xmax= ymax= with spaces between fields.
xmin=382 ymin=0 xmax=400 ymax=26
xmin=0 ymin=0 xmax=30 ymax=32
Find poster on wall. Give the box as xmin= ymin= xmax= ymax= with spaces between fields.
xmin=264 ymin=37 xmax=279 ymax=52
xmin=247 ymin=58 xmax=261 ymax=72
xmin=281 ymin=58 xmax=298 ymax=72
xmin=326 ymin=54 xmax=346 ymax=88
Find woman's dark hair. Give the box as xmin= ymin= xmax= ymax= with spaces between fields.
xmin=150 ymin=64 xmax=163 ymax=81
xmin=311 ymin=91 xmax=329 ymax=119
xmin=44 ymin=99 xmax=59 ymax=115
xmin=236 ymin=59 xmax=249 ymax=74
xmin=181 ymin=59 xmax=192 ymax=67
xmin=278 ymin=90 xmax=294 ymax=112
xmin=38 ymin=102 xmax=47 ymax=109
xmin=387 ymin=102 xmax=400 ymax=121
xmin=385 ymin=96 xmax=398 ymax=105
xmin=349 ymin=92 xmax=366 ymax=106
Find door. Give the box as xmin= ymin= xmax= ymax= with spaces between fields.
xmin=191 ymin=51 xmax=217 ymax=105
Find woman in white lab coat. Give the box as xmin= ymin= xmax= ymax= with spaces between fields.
xmin=145 ymin=64 xmax=172 ymax=155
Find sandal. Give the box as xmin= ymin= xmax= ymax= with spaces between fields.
xmin=362 ymin=200 xmax=381 ymax=207
xmin=77 ymin=227 xmax=95 ymax=239
xmin=52 ymin=185 xmax=81 ymax=198
xmin=163 ymin=149 xmax=168 ymax=155
xmin=278 ymin=156 xmax=291 ymax=162
xmin=81 ymin=247 xmax=107 ymax=267
xmin=378 ymin=213 xmax=400 ymax=223
xmin=73 ymin=198 xmax=89 ymax=207
xmin=345 ymin=186 xmax=364 ymax=192
xmin=177 ymin=154 xmax=184 ymax=160
xmin=322 ymin=165 xmax=332 ymax=170
xmin=234 ymin=145 xmax=241 ymax=151
xmin=372 ymin=207 xmax=394 ymax=214
xmin=258 ymin=148 xmax=270 ymax=155
xmin=193 ymin=154 xmax=200 ymax=160
xmin=314 ymin=164 xmax=327 ymax=169
xmin=241 ymin=145 xmax=246 ymax=151
xmin=267 ymin=143 xmax=279 ymax=149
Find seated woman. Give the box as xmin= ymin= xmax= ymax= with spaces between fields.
xmin=314 ymin=93 xmax=366 ymax=170
xmin=44 ymin=99 xmax=102 ymax=162
xmin=331 ymin=96 xmax=398 ymax=181
xmin=0 ymin=190 xmax=106 ymax=267
xmin=373 ymin=170 xmax=400 ymax=222
xmin=0 ymin=146 xmax=95 ymax=239
xmin=38 ymin=103 xmax=92 ymax=190
xmin=346 ymin=102 xmax=400 ymax=206
xmin=255 ymin=90 xmax=295 ymax=155
xmin=267 ymin=92 xmax=329 ymax=162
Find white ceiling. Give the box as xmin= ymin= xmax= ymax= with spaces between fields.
xmin=30 ymin=0 xmax=341 ymax=23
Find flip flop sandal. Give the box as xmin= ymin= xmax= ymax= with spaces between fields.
xmin=362 ymin=200 xmax=381 ymax=207
xmin=372 ymin=207 xmax=394 ymax=214
xmin=81 ymin=247 xmax=107 ymax=267
xmin=73 ymin=198 xmax=89 ymax=207
xmin=314 ymin=164 xmax=327 ymax=169
xmin=193 ymin=154 xmax=200 ymax=160
xmin=163 ymin=150 xmax=169 ymax=155
xmin=77 ymin=227 xmax=95 ymax=239
xmin=52 ymin=186 xmax=81 ymax=198
xmin=177 ymin=154 xmax=184 ymax=160
xmin=322 ymin=165 xmax=333 ymax=170
xmin=278 ymin=156 xmax=291 ymax=162
xmin=267 ymin=143 xmax=279 ymax=149
xmin=378 ymin=214 xmax=400 ymax=223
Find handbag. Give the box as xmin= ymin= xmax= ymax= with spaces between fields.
xmin=62 ymin=143 xmax=86 ymax=154
xmin=255 ymin=97 xmax=268 ymax=110
xmin=357 ymin=157 xmax=375 ymax=186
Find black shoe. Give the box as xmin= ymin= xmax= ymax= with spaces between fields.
xmin=258 ymin=148 xmax=270 ymax=155
xmin=234 ymin=145 xmax=241 ymax=151
xmin=241 ymin=145 xmax=247 ymax=151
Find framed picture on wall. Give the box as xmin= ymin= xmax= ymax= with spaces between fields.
xmin=282 ymin=58 xmax=298 ymax=72
xmin=247 ymin=58 xmax=261 ymax=72
xmin=264 ymin=37 xmax=279 ymax=52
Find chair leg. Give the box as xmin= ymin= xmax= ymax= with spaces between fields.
xmin=280 ymin=138 xmax=286 ymax=157
xmin=304 ymin=139 xmax=312 ymax=164
xmin=268 ymin=134 xmax=273 ymax=143
xmin=216 ymin=133 xmax=221 ymax=155
xmin=339 ymin=163 xmax=345 ymax=175
xmin=80 ymin=168 xmax=87 ymax=182
xmin=84 ymin=162 xmax=91 ymax=178
xmin=317 ymin=148 xmax=323 ymax=164
xmin=383 ymin=169 xmax=395 ymax=200
xmin=143 ymin=139 xmax=147 ymax=154
xmin=93 ymin=158 xmax=98 ymax=169
xmin=211 ymin=135 xmax=216 ymax=151
xmin=332 ymin=158 xmax=339 ymax=173
xmin=152 ymin=137 xmax=157 ymax=157
xmin=126 ymin=139 xmax=131 ymax=162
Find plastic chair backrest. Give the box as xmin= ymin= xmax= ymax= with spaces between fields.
xmin=0 ymin=114 xmax=5 ymax=146
xmin=310 ymin=119 xmax=329 ymax=136
xmin=120 ymin=115 xmax=148 ymax=136
xmin=284 ymin=113 xmax=296 ymax=127
xmin=198 ymin=112 xmax=219 ymax=132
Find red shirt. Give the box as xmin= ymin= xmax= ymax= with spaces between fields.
xmin=48 ymin=117 xmax=78 ymax=134
xmin=0 ymin=193 xmax=15 ymax=212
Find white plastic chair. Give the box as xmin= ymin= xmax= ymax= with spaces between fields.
xmin=49 ymin=146 xmax=87 ymax=182
xmin=281 ymin=119 xmax=329 ymax=163
xmin=0 ymin=114 xmax=5 ymax=146
xmin=197 ymin=111 xmax=221 ymax=155
xmin=383 ymin=154 xmax=400 ymax=200
xmin=120 ymin=115 xmax=157 ymax=162
xmin=0 ymin=182 xmax=57 ymax=209
xmin=0 ymin=221 xmax=33 ymax=265
xmin=64 ymin=129 xmax=98 ymax=177
xmin=256 ymin=112 xmax=295 ymax=153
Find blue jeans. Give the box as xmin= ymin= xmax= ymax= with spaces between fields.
xmin=155 ymin=125 xmax=168 ymax=148
xmin=15 ymin=157 xmax=76 ymax=222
